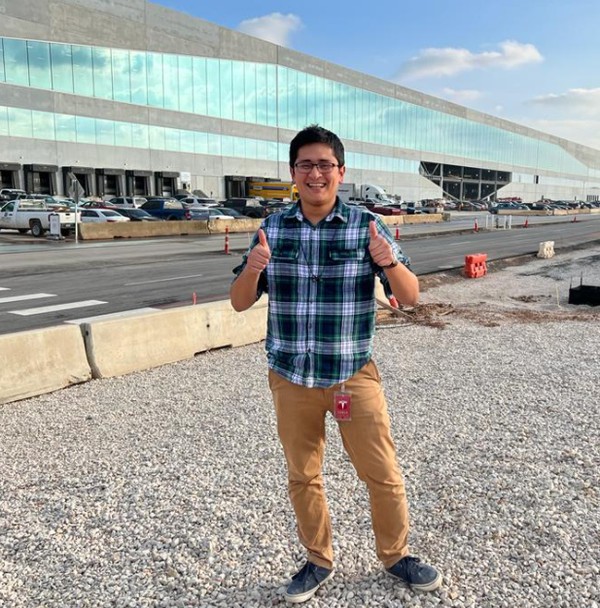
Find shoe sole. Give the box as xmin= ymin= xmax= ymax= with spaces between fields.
xmin=284 ymin=570 xmax=334 ymax=604
xmin=387 ymin=570 xmax=442 ymax=592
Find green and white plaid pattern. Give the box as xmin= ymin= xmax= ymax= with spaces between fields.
xmin=233 ymin=199 xmax=410 ymax=388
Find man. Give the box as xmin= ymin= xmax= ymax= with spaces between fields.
xmin=230 ymin=125 xmax=441 ymax=603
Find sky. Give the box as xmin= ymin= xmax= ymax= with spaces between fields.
xmin=156 ymin=0 xmax=600 ymax=151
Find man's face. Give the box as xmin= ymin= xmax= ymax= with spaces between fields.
xmin=290 ymin=143 xmax=345 ymax=209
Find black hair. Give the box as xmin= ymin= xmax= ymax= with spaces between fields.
xmin=289 ymin=124 xmax=345 ymax=168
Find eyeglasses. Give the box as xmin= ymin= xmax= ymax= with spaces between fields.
xmin=293 ymin=161 xmax=340 ymax=174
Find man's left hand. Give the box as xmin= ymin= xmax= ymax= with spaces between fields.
xmin=368 ymin=221 xmax=395 ymax=268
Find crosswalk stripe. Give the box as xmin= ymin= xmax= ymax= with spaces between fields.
xmin=65 ymin=308 xmax=159 ymax=324
xmin=9 ymin=300 xmax=108 ymax=316
xmin=0 ymin=293 xmax=56 ymax=304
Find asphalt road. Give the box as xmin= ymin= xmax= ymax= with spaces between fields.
xmin=1 ymin=215 xmax=599 ymax=335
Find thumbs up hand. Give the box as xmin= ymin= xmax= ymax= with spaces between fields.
xmin=246 ymin=228 xmax=271 ymax=274
xmin=368 ymin=221 xmax=395 ymax=268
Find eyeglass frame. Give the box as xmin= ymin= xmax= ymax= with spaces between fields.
xmin=293 ymin=161 xmax=342 ymax=174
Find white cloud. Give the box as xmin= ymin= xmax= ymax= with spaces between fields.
xmin=441 ymin=87 xmax=483 ymax=104
xmin=526 ymin=118 xmax=600 ymax=150
xmin=530 ymin=87 xmax=600 ymax=117
xmin=395 ymin=40 xmax=543 ymax=81
xmin=237 ymin=13 xmax=302 ymax=47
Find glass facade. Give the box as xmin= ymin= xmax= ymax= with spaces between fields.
xmin=0 ymin=104 xmax=420 ymax=175
xmin=0 ymin=36 xmax=593 ymax=179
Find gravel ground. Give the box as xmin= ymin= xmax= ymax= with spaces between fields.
xmin=1 ymin=246 xmax=599 ymax=608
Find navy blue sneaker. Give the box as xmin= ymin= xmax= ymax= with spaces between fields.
xmin=387 ymin=556 xmax=442 ymax=592
xmin=285 ymin=561 xmax=333 ymax=603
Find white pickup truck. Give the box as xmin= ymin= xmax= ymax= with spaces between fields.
xmin=0 ymin=199 xmax=79 ymax=237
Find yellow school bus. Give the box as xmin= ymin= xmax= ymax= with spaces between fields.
xmin=247 ymin=181 xmax=299 ymax=201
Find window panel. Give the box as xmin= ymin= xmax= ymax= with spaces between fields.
xmin=207 ymin=133 xmax=220 ymax=155
xmin=306 ymin=73 xmax=315 ymax=125
xmin=112 ymin=48 xmax=131 ymax=103
xmin=27 ymin=41 xmax=51 ymax=89
xmin=165 ymin=127 xmax=181 ymax=151
xmin=244 ymin=62 xmax=257 ymax=124
xmin=32 ymin=109 xmax=54 ymax=139
xmin=0 ymin=106 xmax=7 ymax=136
xmin=50 ymin=44 xmax=73 ymax=93
xmin=131 ymin=122 xmax=149 ymax=148
xmin=192 ymin=57 xmax=207 ymax=116
xmin=180 ymin=129 xmax=194 ymax=153
xmin=178 ymin=55 xmax=193 ymax=113
xmin=219 ymin=60 xmax=233 ymax=120
xmin=296 ymin=70 xmax=306 ymax=128
xmin=76 ymin=116 xmax=95 ymax=143
xmin=96 ymin=118 xmax=115 ymax=146
xmin=147 ymin=53 xmax=164 ymax=108
xmin=163 ymin=54 xmax=179 ymax=110
xmin=277 ymin=67 xmax=287 ymax=129
xmin=149 ymin=125 xmax=166 ymax=149
xmin=194 ymin=131 xmax=208 ymax=154
xmin=55 ymin=113 xmax=76 ymax=141
xmin=266 ymin=64 xmax=277 ymax=126
xmin=233 ymin=136 xmax=245 ymax=158
xmin=206 ymin=59 xmax=220 ymax=117
xmin=130 ymin=51 xmax=147 ymax=105
xmin=231 ymin=61 xmax=244 ymax=122
xmin=92 ymin=47 xmax=113 ymax=100
xmin=7 ymin=107 xmax=32 ymax=137
xmin=72 ymin=45 xmax=93 ymax=96
xmin=3 ymin=39 xmax=28 ymax=85
xmin=287 ymin=69 xmax=297 ymax=130
xmin=255 ymin=63 xmax=267 ymax=125
xmin=0 ymin=40 xmax=5 ymax=82
xmin=221 ymin=134 xmax=234 ymax=157
xmin=115 ymin=121 xmax=132 ymax=147
xmin=314 ymin=76 xmax=324 ymax=127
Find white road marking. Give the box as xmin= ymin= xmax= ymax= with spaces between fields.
xmin=0 ymin=293 xmax=56 ymax=304
xmin=65 ymin=308 xmax=159 ymax=324
xmin=125 ymin=273 xmax=204 ymax=286
xmin=9 ymin=300 xmax=108 ymax=316
xmin=0 ymin=287 xmax=10 ymax=291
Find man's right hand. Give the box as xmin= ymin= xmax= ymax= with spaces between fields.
xmin=246 ymin=228 xmax=271 ymax=274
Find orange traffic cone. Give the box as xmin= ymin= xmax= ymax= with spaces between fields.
xmin=389 ymin=295 xmax=399 ymax=309
xmin=474 ymin=219 xmax=479 ymax=232
xmin=524 ymin=218 xmax=529 ymax=228
xmin=395 ymin=227 xmax=400 ymax=240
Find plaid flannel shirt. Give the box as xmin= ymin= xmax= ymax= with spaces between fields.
xmin=233 ymin=199 xmax=410 ymax=388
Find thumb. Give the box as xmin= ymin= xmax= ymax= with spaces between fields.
xmin=257 ymin=228 xmax=269 ymax=250
xmin=369 ymin=221 xmax=378 ymax=241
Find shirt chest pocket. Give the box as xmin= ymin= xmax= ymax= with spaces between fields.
xmin=329 ymin=248 xmax=366 ymax=263
xmin=271 ymin=247 xmax=299 ymax=261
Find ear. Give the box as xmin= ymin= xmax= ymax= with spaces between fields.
xmin=339 ymin=165 xmax=346 ymax=182
xmin=290 ymin=166 xmax=295 ymax=182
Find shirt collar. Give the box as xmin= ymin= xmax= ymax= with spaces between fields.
xmin=283 ymin=197 xmax=349 ymax=225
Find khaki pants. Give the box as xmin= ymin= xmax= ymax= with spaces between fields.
xmin=268 ymin=360 xmax=410 ymax=570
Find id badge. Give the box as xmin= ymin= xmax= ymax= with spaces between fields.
xmin=333 ymin=388 xmax=352 ymax=421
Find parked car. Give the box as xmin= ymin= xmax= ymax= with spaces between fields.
xmin=141 ymin=198 xmax=209 ymax=220
xmin=222 ymin=197 xmax=268 ymax=218
xmin=212 ymin=207 xmax=245 ymax=218
xmin=114 ymin=208 xmax=162 ymax=221
xmin=79 ymin=208 xmax=130 ymax=223
xmin=108 ymin=196 xmax=148 ymax=208
xmin=0 ymin=188 xmax=27 ymax=201
xmin=179 ymin=196 xmax=219 ymax=207
xmin=80 ymin=200 xmax=117 ymax=209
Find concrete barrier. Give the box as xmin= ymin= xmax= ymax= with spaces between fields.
xmin=79 ymin=220 xmax=211 ymax=240
xmin=404 ymin=213 xmax=444 ymax=224
xmin=0 ymin=325 xmax=92 ymax=404
xmin=82 ymin=297 xmax=268 ymax=378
